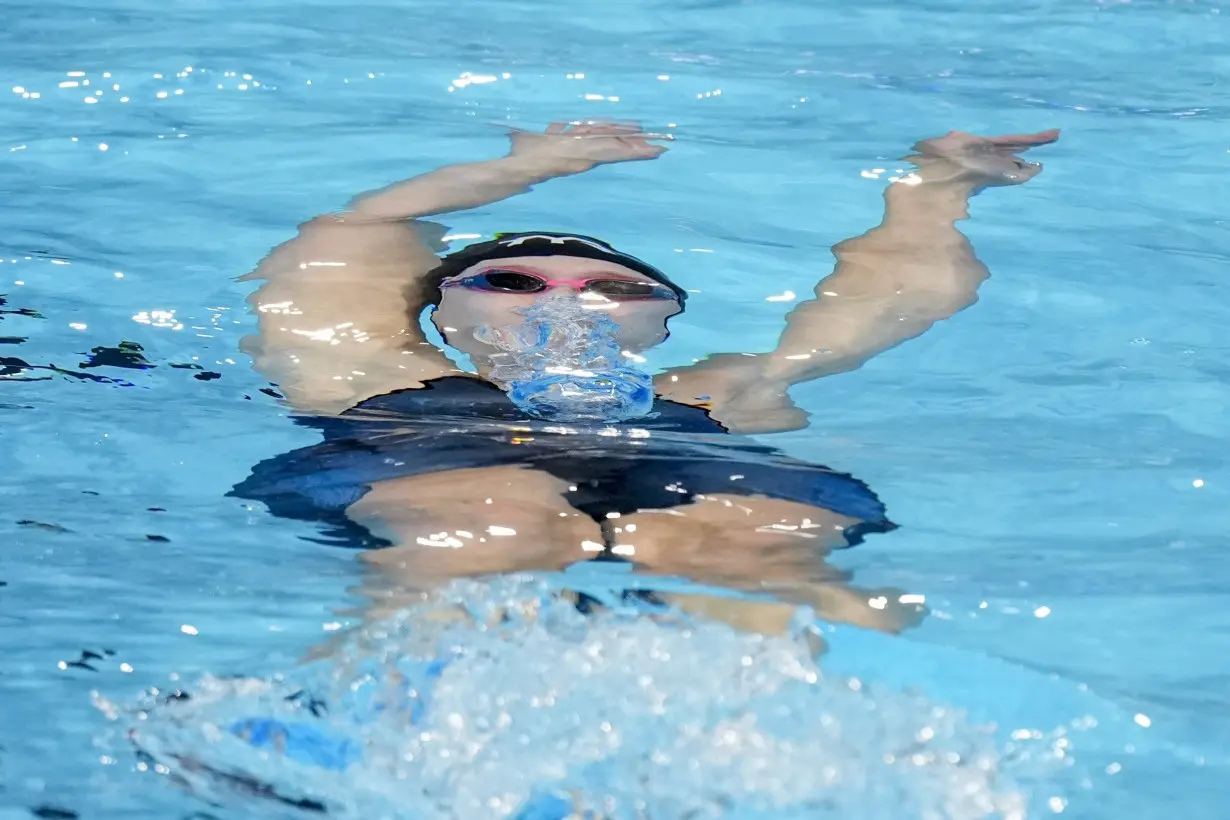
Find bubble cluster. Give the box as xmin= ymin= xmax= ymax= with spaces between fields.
xmin=476 ymin=293 xmax=655 ymax=422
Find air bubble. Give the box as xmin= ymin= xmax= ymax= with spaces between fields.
xmin=478 ymin=292 xmax=655 ymax=422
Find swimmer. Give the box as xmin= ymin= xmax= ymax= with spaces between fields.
xmin=230 ymin=121 xmax=1058 ymax=638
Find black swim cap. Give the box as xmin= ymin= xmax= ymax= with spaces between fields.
xmin=424 ymin=231 xmax=687 ymax=305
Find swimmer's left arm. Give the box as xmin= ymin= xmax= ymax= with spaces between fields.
xmin=766 ymin=129 xmax=1059 ymax=380
xmin=660 ymin=130 xmax=1059 ymax=433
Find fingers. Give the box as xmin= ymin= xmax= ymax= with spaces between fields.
xmin=801 ymin=584 xmax=927 ymax=634
xmin=538 ymin=119 xmax=639 ymax=136
xmin=915 ymin=128 xmax=1060 ymax=157
xmin=569 ymin=119 xmax=646 ymax=136
xmin=1007 ymin=157 xmax=1044 ymax=180
xmin=984 ymin=128 xmax=1060 ymax=148
xmin=613 ymin=136 xmax=668 ymax=158
xmin=546 ymin=119 xmax=668 ymax=140
xmin=943 ymin=128 xmax=1059 ymax=145
xmin=507 ymin=120 xmax=640 ymax=138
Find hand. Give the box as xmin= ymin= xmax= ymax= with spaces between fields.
xmin=907 ymin=129 xmax=1060 ymax=188
xmin=506 ymin=120 xmax=670 ymax=175
xmin=794 ymin=583 xmax=928 ymax=635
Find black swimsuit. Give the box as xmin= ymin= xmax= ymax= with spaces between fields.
xmin=229 ymin=376 xmax=896 ymax=549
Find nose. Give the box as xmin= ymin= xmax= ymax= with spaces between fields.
xmin=541 ymin=283 xmax=613 ymax=303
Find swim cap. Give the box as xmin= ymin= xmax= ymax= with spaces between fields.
xmin=424 ymin=231 xmax=687 ymax=305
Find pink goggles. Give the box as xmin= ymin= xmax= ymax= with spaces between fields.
xmin=441 ymin=267 xmax=678 ymax=301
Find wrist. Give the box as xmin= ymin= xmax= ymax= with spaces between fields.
xmin=884 ymin=172 xmax=977 ymax=220
xmin=500 ymin=152 xmax=594 ymax=180
xmin=908 ymin=157 xmax=986 ymax=189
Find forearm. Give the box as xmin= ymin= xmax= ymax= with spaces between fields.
xmin=760 ymin=177 xmax=989 ymax=383
xmin=866 ymin=174 xmax=979 ymax=244
xmin=827 ymin=175 xmax=987 ymax=302
xmin=346 ymin=155 xmax=577 ymax=221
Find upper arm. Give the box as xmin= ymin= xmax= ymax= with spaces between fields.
xmin=657 ymin=231 xmax=988 ymax=434
xmin=240 ymin=216 xmax=458 ymax=415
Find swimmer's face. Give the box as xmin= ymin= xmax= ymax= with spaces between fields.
xmin=432 ymin=256 xmax=682 ymax=362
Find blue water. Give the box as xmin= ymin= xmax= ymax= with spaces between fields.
xmin=3 ymin=0 xmax=1229 ymax=817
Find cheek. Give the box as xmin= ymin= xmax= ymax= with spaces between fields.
xmin=609 ymin=304 xmax=675 ymax=348
xmin=434 ymin=292 xmax=535 ymax=333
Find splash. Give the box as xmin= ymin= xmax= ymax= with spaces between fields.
xmin=475 ymin=293 xmax=655 ymax=422
xmin=104 ymin=578 xmax=1075 ymax=819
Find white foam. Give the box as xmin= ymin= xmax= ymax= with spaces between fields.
xmin=116 ymin=577 xmax=1071 ymax=818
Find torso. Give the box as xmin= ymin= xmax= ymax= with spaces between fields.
xmin=230 ymin=376 xmax=894 ymax=547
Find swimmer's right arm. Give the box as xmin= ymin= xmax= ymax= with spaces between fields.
xmin=241 ymin=121 xmax=668 ymax=415
xmin=343 ymin=121 xmax=667 ymax=222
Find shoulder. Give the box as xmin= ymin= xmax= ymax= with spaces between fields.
xmin=343 ymin=375 xmax=510 ymax=416
xmin=653 ymin=365 xmax=811 ymax=435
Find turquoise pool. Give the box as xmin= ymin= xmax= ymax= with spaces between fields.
xmin=2 ymin=0 xmax=1227 ymax=817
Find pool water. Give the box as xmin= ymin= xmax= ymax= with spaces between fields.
xmin=3 ymin=0 xmax=1229 ymax=817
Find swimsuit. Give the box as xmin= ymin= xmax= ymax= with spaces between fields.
xmin=229 ymin=376 xmax=896 ymax=549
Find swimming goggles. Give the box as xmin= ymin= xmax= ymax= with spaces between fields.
xmin=441 ymin=267 xmax=679 ymax=301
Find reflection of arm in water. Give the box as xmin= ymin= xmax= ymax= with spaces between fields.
xmin=659 ymin=130 xmax=1060 ymax=434
xmin=334 ymin=470 xmax=922 ymax=644
xmin=239 ymin=122 xmax=667 ymax=415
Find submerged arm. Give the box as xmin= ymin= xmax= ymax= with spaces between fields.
xmin=661 ymin=129 xmax=1059 ymax=433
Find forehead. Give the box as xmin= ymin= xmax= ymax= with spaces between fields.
xmin=463 ymin=255 xmax=656 ymax=282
